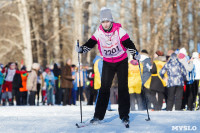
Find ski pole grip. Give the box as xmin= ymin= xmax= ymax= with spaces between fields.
xmin=77 ymin=40 xmax=79 ymax=47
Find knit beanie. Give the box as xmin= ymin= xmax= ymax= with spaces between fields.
xmin=32 ymin=63 xmax=40 ymax=70
xmin=141 ymin=49 xmax=148 ymax=54
xmin=178 ymin=53 xmax=185 ymax=59
xmin=155 ymin=50 xmax=164 ymax=56
xmin=130 ymin=60 xmax=139 ymax=65
xmin=100 ymin=7 xmax=113 ymax=23
xmin=179 ymin=48 xmax=187 ymax=56
xmin=192 ymin=52 xmax=199 ymax=59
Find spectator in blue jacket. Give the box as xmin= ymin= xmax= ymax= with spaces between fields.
xmin=160 ymin=53 xmax=187 ymax=111
xmin=140 ymin=50 xmax=152 ymax=109
xmin=93 ymin=55 xmax=112 ymax=111
xmin=45 ymin=68 xmax=55 ymax=105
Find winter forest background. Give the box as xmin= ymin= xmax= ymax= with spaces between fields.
xmin=0 ymin=0 xmax=199 ymax=70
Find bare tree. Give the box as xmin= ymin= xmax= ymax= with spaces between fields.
xmin=131 ymin=0 xmax=140 ymax=51
xmin=180 ymin=0 xmax=189 ymax=53
xmin=192 ymin=0 xmax=198 ymax=51
xmin=120 ymin=0 xmax=125 ymax=29
xmin=52 ymin=0 xmax=61 ymax=63
xmin=141 ymin=0 xmax=148 ymax=49
xmin=170 ymin=0 xmax=181 ymax=50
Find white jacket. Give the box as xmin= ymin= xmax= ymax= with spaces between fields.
xmin=193 ymin=58 xmax=200 ymax=80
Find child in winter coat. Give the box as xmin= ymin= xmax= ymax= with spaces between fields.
xmin=45 ymin=68 xmax=55 ymax=105
xmin=160 ymin=53 xmax=187 ymax=111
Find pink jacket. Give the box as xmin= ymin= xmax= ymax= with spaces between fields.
xmin=91 ymin=23 xmax=130 ymax=63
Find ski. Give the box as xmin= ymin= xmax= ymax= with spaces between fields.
xmin=76 ymin=121 xmax=101 ymax=128
xmin=76 ymin=122 xmax=91 ymax=128
xmin=76 ymin=118 xmax=130 ymax=128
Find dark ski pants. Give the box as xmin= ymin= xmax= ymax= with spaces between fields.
xmin=193 ymin=80 xmax=199 ymax=105
xmin=186 ymin=83 xmax=195 ymax=110
xmin=130 ymin=93 xmax=143 ymax=111
xmin=20 ymin=91 xmax=28 ymax=105
xmin=15 ymin=90 xmax=21 ymax=105
xmin=36 ymin=84 xmax=41 ymax=105
xmin=63 ymin=88 xmax=72 ymax=105
xmin=149 ymin=90 xmax=164 ymax=110
xmin=87 ymin=86 xmax=97 ymax=105
xmin=94 ymin=58 xmax=130 ymax=120
xmin=29 ymin=91 xmax=36 ymax=105
xmin=55 ymin=80 xmax=62 ymax=105
xmin=166 ymin=86 xmax=183 ymax=111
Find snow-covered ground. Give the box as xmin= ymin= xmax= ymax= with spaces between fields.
xmin=0 ymin=104 xmax=199 ymax=133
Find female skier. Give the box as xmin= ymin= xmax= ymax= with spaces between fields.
xmin=76 ymin=7 xmax=140 ymax=124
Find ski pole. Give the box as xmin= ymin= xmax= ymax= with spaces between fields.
xmin=77 ymin=40 xmax=83 ymax=123
xmin=137 ymin=57 xmax=151 ymax=121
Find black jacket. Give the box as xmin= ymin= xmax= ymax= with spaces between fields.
xmin=12 ymin=73 xmax=23 ymax=91
xmin=150 ymin=63 xmax=165 ymax=92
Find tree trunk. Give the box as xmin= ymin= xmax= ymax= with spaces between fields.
xmin=30 ymin=18 xmax=38 ymax=62
xmin=52 ymin=0 xmax=61 ymax=64
xmin=99 ymin=0 xmax=106 ymax=7
xmin=131 ymin=0 xmax=140 ymax=51
xmin=18 ymin=0 xmax=33 ymax=71
xmin=120 ymin=0 xmax=125 ymax=29
xmin=142 ymin=0 xmax=148 ymax=49
xmin=72 ymin=0 xmax=83 ymax=65
xmin=82 ymin=1 xmax=91 ymax=66
xmin=154 ymin=1 xmax=170 ymax=54
xmin=170 ymin=0 xmax=181 ymax=50
xmin=192 ymin=0 xmax=198 ymax=51
xmin=87 ymin=3 xmax=93 ymax=66
xmin=180 ymin=0 xmax=189 ymax=53
xmin=149 ymin=0 xmax=155 ymax=56
xmin=41 ymin=0 xmax=48 ymax=67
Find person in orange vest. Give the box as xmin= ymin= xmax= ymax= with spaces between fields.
xmin=19 ymin=66 xmax=28 ymax=105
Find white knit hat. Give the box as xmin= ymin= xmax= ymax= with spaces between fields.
xmin=100 ymin=7 xmax=113 ymax=23
xmin=32 ymin=63 xmax=40 ymax=70
xmin=179 ymin=48 xmax=187 ymax=56
xmin=192 ymin=52 xmax=199 ymax=59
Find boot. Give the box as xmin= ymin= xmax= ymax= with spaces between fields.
xmin=3 ymin=101 xmax=6 ymax=106
xmin=90 ymin=117 xmax=100 ymax=124
xmin=122 ymin=116 xmax=129 ymax=123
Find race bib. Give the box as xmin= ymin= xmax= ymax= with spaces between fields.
xmin=99 ymin=30 xmax=125 ymax=58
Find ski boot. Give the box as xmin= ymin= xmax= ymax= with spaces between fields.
xmin=9 ymin=102 xmax=14 ymax=106
xmin=122 ymin=117 xmax=130 ymax=128
xmin=90 ymin=117 xmax=100 ymax=124
xmin=2 ymin=101 xmax=6 ymax=106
